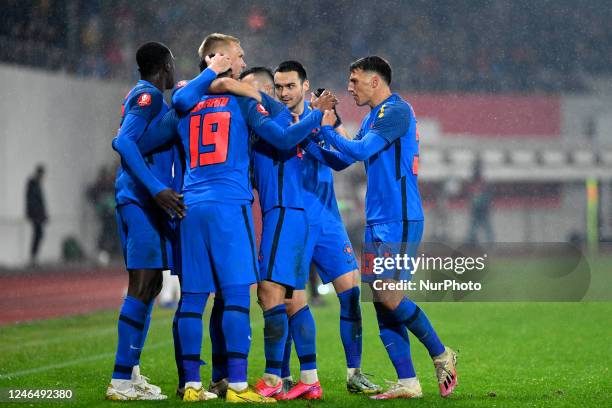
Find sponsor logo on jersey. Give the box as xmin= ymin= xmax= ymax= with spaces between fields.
xmin=377 ymin=104 xmax=386 ymax=119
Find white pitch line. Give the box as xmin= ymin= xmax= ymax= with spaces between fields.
xmin=0 ymin=318 xmax=173 ymax=352
xmin=0 ymin=340 xmax=172 ymax=379
xmin=0 ymin=320 xmax=264 ymax=380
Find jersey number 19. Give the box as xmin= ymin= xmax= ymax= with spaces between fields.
xmin=189 ymin=111 xmax=230 ymax=168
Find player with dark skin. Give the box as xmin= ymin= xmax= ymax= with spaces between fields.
xmin=126 ymin=48 xmax=181 ymax=304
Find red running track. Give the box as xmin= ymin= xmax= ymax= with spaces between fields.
xmin=0 ymin=267 xmax=127 ymax=325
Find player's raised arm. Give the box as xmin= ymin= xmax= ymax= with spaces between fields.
xmin=301 ymin=135 xmax=355 ymax=171
xmin=241 ymin=91 xmax=336 ymax=150
xmin=209 ymin=77 xmax=262 ymax=103
xmin=259 ymin=92 xmax=291 ymax=124
xmin=319 ymin=105 xmax=408 ymax=161
xmin=171 ymin=53 xmax=230 ymax=112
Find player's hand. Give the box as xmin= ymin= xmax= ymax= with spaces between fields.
xmin=206 ymin=53 xmax=232 ymax=75
xmin=321 ymin=110 xmax=337 ymax=127
xmin=154 ymin=189 xmax=187 ymax=219
xmin=311 ymin=90 xmax=337 ymax=112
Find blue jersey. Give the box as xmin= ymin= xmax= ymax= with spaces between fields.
xmin=176 ymin=94 xmax=309 ymax=207
xmin=252 ymin=93 xmax=304 ymax=213
xmin=138 ymin=89 xmax=324 ymax=208
xmin=299 ymin=101 xmax=341 ymax=224
xmin=114 ymin=80 xmax=175 ymax=207
xmin=356 ymin=93 xmax=423 ymax=224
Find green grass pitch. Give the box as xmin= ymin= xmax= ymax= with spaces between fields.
xmin=1 ymin=300 xmax=611 ymax=407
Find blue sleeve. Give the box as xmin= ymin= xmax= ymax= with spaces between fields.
xmin=136 ymin=109 xmax=180 ymax=154
xmin=369 ymin=105 xmax=411 ymax=144
xmin=258 ymin=92 xmax=292 ymax=128
xmin=272 ymin=106 xmax=293 ymax=129
xmin=302 ymin=137 xmax=354 ymax=171
xmin=319 ymin=125 xmax=388 ymax=161
xmin=259 ymin=92 xmax=286 ymax=118
xmin=111 ymin=113 xmax=167 ymax=196
xmin=127 ymin=90 xmax=163 ymax=120
xmin=274 ymin=110 xmax=292 ymax=128
xmin=238 ymin=98 xmax=323 ymax=150
xmin=171 ymin=68 xmax=218 ymax=112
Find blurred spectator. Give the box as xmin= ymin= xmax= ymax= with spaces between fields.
xmin=86 ymin=165 xmax=119 ymax=264
xmin=25 ymin=164 xmax=48 ymax=265
xmin=431 ymin=179 xmax=460 ymax=242
xmin=62 ymin=235 xmax=86 ymax=263
xmin=466 ymin=159 xmax=494 ymax=244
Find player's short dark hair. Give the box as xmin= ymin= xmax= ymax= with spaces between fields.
xmin=350 ymin=56 xmax=392 ymax=85
xmin=239 ymin=66 xmax=274 ymax=84
xmin=275 ymin=60 xmax=307 ymax=82
xmin=136 ymin=42 xmax=171 ymax=77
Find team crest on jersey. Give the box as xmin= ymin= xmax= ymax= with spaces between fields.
xmin=256 ymin=103 xmax=269 ymax=116
xmin=137 ymin=93 xmax=152 ymax=107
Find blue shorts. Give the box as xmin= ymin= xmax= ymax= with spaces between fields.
xmin=295 ymin=215 xmax=358 ymax=290
xmin=259 ymin=207 xmax=308 ymax=290
xmin=179 ymin=203 xmax=258 ymax=293
xmin=115 ymin=203 xmax=174 ymax=271
xmin=170 ymin=222 xmax=182 ymax=277
xmin=362 ymin=220 xmax=424 ymax=283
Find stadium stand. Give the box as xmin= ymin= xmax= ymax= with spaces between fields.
xmin=2 ymin=0 xmax=611 ymax=92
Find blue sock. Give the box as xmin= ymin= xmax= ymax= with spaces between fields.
xmin=172 ymin=298 xmax=185 ymax=388
xmin=374 ymin=302 xmax=415 ymax=379
xmin=338 ymin=287 xmax=362 ymax=369
xmin=135 ymin=300 xmax=154 ymax=366
xmin=392 ymin=297 xmax=445 ymax=357
xmin=210 ymin=295 xmax=228 ymax=382
xmin=281 ymin=331 xmax=292 ymax=378
xmin=177 ymin=292 xmax=208 ymax=383
xmin=289 ymin=306 xmax=317 ymax=371
xmin=113 ymin=296 xmax=148 ymax=380
xmin=222 ymin=285 xmax=251 ymax=384
xmin=263 ymin=304 xmax=289 ymax=377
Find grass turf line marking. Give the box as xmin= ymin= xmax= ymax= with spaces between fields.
xmin=0 ymin=340 xmax=173 ymax=379
xmin=0 ymin=317 xmax=173 ymax=352
xmin=0 ymin=319 xmax=264 ymax=380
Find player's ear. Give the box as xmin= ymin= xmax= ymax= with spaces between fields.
xmin=263 ymin=83 xmax=273 ymax=96
xmin=164 ymin=52 xmax=173 ymax=71
xmin=371 ymin=75 xmax=379 ymax=90
xmin=303 ymin=79 xmax=310 ymax=93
